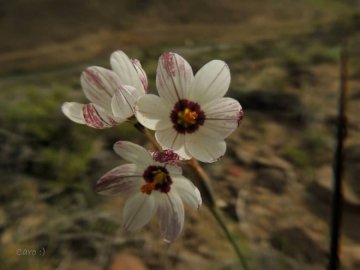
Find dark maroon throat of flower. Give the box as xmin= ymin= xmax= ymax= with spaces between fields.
xmin=141 ymin=166 xmax=172 ymax=194
xmin=170 ymin=99 xmax=205 ymax=134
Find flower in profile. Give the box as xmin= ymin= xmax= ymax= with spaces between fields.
xmin=135 ymin=52 xmax=243 ymax=162
xmin=96 ymin=141 xmax=202 ymax=242
xmin=62 ymin=51 xmax=148 ymax=128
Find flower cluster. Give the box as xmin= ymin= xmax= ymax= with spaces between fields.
xmin=62 ymin=51 xmax=243 ymax=242
xmin=62 ymin=51 xmax=147 ymax=128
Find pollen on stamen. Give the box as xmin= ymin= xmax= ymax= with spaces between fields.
xmin=172 ymin=100 xmax=205 ymax=133
xmin=177 ymin=110 xmax=189 ymax=126
xmin=142 ymin=166 xmax=172 ymax=194
xmin=141 ymin=183 xmax=155 ymax=194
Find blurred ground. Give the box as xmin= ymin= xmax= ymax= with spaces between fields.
xmin=1 ymin=0 xmax=360 ymax=269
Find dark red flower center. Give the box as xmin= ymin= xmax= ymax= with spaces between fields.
xmin=170 ymin=99 xmax=205 ymax=134
xmin=141 ymin=166 xmax=172 ymax=194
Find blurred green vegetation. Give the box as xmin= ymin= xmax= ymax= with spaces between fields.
xmin=281 ymin=146 xmax=311 ymax=169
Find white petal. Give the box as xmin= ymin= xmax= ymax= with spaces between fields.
xmin=166 ymin=165 xmax=183 ymax=176
xmin=110 ymin=51 xmax=146 ymax=94
xmin=185 ymin=133 xmax=226 ymax=163
xmin=123 ymin=192 xmax=156 ymax=231
xmin=201 ymin=97 xmax=243 ymax=139
xmin=113 ymin=141 xmax=153 ymax=166
xmin=189 ymin=60 xmax=230 ymax=105
xmin=155 ymin=128 xmax=191 ymax=160
xmin=156 ymin=52 xmax=193 ymax=104
xmin=173 ymin=176 xmax=202 ymax=210
xmin=132 ymin=59 xmax=149 ymax=92
xmin=81 ymin=66 xmax=123 ymax=111
xmin=83 ymin=103 xmax=123 ymax=129
xmin=96 ymin=164 xmax=143 ymax=195
xmin=135 ymin=94 xmax=172 ymax=130
xmin=61 ymin=102 xmax=86 ymax=124
xmin=111 ymin=85 xmax=142 ymax=119
xmin=155 ymin=191 xmax=184 ymax=242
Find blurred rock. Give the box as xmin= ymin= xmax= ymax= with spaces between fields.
xmin=251 ymin=245 xmax=315 ymax=270
xmin=1 ymin=227 xmax=14 ymax=245
xmin=226 ymin=165 xmax=243 ymax=177
xmin=253 ymin=155 xmax=297 ymax=182
xmin=342 ymin=244 xmax=360 ymax=270
xmin=270 ymin=227 xmax=327 ymax=264
xmin=305 ymin=168 xmax=360 ymax=244
xmin=110 ymin=254 xmax=148 ymax=270
xmin=255 ymin=168 xmax=288 ymax=194
xmin=67 ymin=260 xmax=102 ymax=270
xmin=233 ymin=89 xmax=305 ymax=123
xmin=221 ymin=202 xmax=239 ymax=222
xmin=176 ymin=250 xmax=209 ymax=270
xmin=0 ymin=208 xmax=7 ymax=232
xmin=309 ymin=165 xmax=360 ymax=206
xmin=345 ymin=144 xmax=360 ymax=200
xmin=236 ymin=190 xmax=248 ymax=224
xmin=233 ymin=148 xmax=254 ymax=165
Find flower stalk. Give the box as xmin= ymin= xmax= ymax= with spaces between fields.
xmin=188 ymin=159 xmax=216 ymax=208
xmin=133 ymin=123 xmax=162 ymax=151
xmin=188 ymin=159 xmax=250 ymax=270
xmin=144 ymin=128 xmax=162 ymax=151
xmin=209 ymin=207 xmax=249 ymax=270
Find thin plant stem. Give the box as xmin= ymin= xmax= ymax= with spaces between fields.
xmin=209 ymin=207 xmax=250 ymax=270
xmin=188 ymin=159 xmax=216 ymax=208
xmin=188 ymin=159 xmax=250 ymax=270
xmin=328 ymin=42 xmax=349 ymax=270
xmin=133 ymin=122 xmax=161 ymax=150
xmin=144 ymin=128 xmax=162 ymax=150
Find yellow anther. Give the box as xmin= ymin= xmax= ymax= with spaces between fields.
xmin=141 ymin=183 xmax=155 ymax=194
xmin=141 ymin=170 xmax=168 ymax=195
xmin=177 ymin=108 xmax=198 ymax=127
xmin=185 ymin=111 xmax=198 ymax=122
xmin=153 ymin=170 xmax=167 ymax=184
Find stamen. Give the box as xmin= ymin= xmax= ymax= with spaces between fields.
xmin=177 ymin=108 xmax=198 ymax=127
xmin=141 ymin=167 xmax=171 ymax=194
xmin=170 ymin=99 xmax=205 ymax=134
xmin=185 ymin=110 xmax=198 ymax=122
xmin=152 ymin=170 xmax=167 ymax=184
xmin=141 ymin=183 xmax=155 ymax=194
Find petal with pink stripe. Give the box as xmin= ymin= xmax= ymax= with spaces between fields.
xmin=83 ymin=103 xmax=123 ymax=129
xmin=156 ymin=52 xmax=193 ymax=105
xmin=96 ymin=164 xmax=143 ymax=195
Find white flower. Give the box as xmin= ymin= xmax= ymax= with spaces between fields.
xmin=96 ymin=141 xmax=202 ymax=242
xmin=62 ymin=51 xmax=148 ymax=128
xmin=135 ymin=52 xmax=243 ymax=162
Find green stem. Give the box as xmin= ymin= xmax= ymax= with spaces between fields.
xmin=133 ymin=122 xmax=161 ymax=151
xmin=188 ymin=159 xmax=249 ymax=270
xmin=144 ymin=128 xmax=161 ymax=151
xmin=209 ymin=207 xmax=250 ymax=270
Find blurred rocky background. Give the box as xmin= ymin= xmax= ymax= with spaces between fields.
xmin=1 ymin=0 xmax=360 ymax=269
